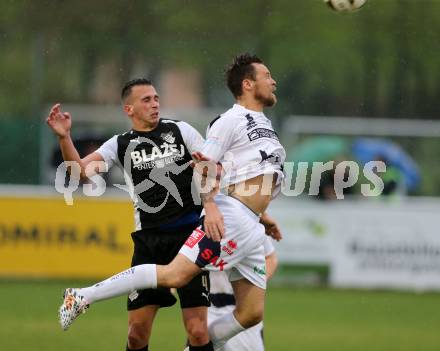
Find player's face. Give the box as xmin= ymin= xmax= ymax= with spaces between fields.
xmin=252 ymin=63 xmax=277 ymax=107
xmin=125 ymin=85 xmax=160 ymax=126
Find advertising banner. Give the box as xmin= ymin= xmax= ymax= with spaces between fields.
xmin=0 ymin=195 xmax=134 ymax=279
xmin=270 ymin=199 xmax=333 ymax=264
xmin=329 ymin=202 xmax=440 ymax=291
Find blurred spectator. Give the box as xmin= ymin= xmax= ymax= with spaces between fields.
xmin=316 ymin=159 xmax=355 ymax=201
xmin=374 ymin=156 xmax=405 ymax=196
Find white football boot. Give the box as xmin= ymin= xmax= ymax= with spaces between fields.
xmin=58 ymin=288 xmax=89 ymax=330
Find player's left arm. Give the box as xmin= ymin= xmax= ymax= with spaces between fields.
xmin=265 ymin=251 xmax=278 ymax=280
xmin=263 ymin=236 xmax=278 ymax=280
xmin=260 ymin=212 xmax=283 ymax=241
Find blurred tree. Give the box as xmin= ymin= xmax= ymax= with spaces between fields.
xmin=0 ymin=0 xmax=439 ymax=118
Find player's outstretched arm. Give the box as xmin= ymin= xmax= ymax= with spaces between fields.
xmin=46 ymin=103 xmax=103 ymax=180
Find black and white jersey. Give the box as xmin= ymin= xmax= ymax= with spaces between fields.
xmin=96 ymin=119 xmax=204 ymax=230
xmin=203 ymin=104 xmax=286 ymax=198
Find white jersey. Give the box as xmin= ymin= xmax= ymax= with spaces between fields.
xmin=203 ymin=104 xmax=286 ymax=197
xmin=180 ymin=105 xmax=284 ymax=288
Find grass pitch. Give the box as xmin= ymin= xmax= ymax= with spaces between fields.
xmin=1 ymin=280 xmax=439 ymax=351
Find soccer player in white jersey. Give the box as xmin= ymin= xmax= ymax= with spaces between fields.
xmin=209 ymin=237 xmax=278 ymax=351
xmin=58 ymin=53 xmax=286 ymax=350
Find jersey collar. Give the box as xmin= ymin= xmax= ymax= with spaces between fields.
xmin=233 ymin=103 xmax=267 ymax=119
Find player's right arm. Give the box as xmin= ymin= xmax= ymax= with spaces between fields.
xmin=46 ymin=103 xmax=104 ymax=181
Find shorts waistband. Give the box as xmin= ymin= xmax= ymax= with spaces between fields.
xmin=226 ymin=194 xmax=262 ymax=219
xmin=158 ymin=210 xmax=200 ymax=231
xmin=210 ymin=293 xmax=236 ymax=308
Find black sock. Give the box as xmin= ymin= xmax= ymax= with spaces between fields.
xmin=189 ymin=341 xmax=214 ymax=351
xmin=126 ymin=344 xmax=148 ymax=351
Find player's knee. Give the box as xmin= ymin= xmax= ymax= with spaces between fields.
xmin=162 ymin=266 xmax=192 ymax=288
xmin=244 ymin=311 xmax=263 ymax=328
xmin=236 ymin=306 xmax=264 ymax=328
xmin=166 ymin=274 xmax=187 ymax=288
xmin=127 ymin=322 xmax=149 ymax=349
xmin=185 ymin=320 xmax=209 ymax=344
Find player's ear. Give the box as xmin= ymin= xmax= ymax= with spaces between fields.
xmin=242 ymin=78 xmax=253 ymax=93
xmin=124 ymin=104 xmax=133 ymax=116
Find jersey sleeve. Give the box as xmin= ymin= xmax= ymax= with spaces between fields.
xmin=202 ymin=116 xmax=235 ymax=163
xmin=176 ymin=121 xmax=205 ymax=153
xmin=263 ymin=236 xmax=275 ymax=256
xmin=95 ymin=135 xmax=118 ymax=169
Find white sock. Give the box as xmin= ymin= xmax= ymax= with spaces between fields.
xmin=79 ymin=264 xmax=157 ymax=304
xmin=208 ymin=312 xmax=245 ymax=350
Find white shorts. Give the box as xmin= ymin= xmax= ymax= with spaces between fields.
xmin=179 ymin=193 xmax=267 ymax=289
xmin=209 ymin=306 xmax=265 ymax=351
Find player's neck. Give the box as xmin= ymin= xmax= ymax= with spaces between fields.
xmin=131 ymin=119 xmax=159 ymax=132
xmin=236 ymin=97 xmax=264 ymax=112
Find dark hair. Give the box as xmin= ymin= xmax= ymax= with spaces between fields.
xmin=121 ymin=78 xmax=153 ymax=101
xmin=225 ymin=53 xmax=263 ymax=98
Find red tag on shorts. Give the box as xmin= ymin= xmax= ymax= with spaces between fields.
xmin=184 ymin=227 xmax=205 ymax=248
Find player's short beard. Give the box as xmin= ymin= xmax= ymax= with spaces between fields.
xmin=255 ymin=88 xmax=276 ymax=107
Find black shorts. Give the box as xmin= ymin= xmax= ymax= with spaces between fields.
xmin=127 ymin=222 xmax=210 ymax=311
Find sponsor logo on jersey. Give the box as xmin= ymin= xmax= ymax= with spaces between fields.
xmin=160 ymin=131 xmax=175 ymax=144
xmin=128 ymin=290 xmax=139 ymax=301
xmin=200 ymin=248 xmax=227 ymax=271
xmin=259 ymin=150 xmax=282 ymax=164
xmin=202 ymin=292 xmax=209 ymax=301
xmin=130 ymin=143 xmax=185 ymax=169
xmin=245 ymin=113 xmax=257 ymax=130
xmin=222 ymin=239 xmax=238 ymax=256
xmin=129 ymin=137 xmax=142 ymax=144
xmin=247 ymin=128 xmax=279 ymax=142
xmin=227 ymin=239 xmax=237 ymax=249
xmin=253 ymin=265 xmax=266 ymax=275
xmin=184 ymin=227 xmax=205 ymax=248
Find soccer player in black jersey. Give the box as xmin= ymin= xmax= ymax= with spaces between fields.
xmin=47 ymin=79 xmax=213 ymax=351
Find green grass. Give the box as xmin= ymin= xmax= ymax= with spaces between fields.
xmin=1 ymin=280 xmax=439 ymax=350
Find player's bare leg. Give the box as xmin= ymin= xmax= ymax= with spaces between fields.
xmin=127 ymin=305 xmax=159 ymax=350
xmin=207 ymin=278 xmax=265 ymax=350
xmin=156 ymin=254 xmax=202 ymax=288
xmin=231 ymin=278 xmax=265 ymax=327
xmin=182 ymin=307 xmax=211 ymax=346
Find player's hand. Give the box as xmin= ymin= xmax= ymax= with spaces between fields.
xmin=260 ymin=213 xmax=282 ymax=241
xmin=203 ymin=202 xmax=224 ymax=242
xmin=192 ymin=151 xmax=211 ymax=163
xmin=191 ymin=152 xmax=222 ymax=179
xmin=46 ymin=103 xmax=72 ymax=138
xmin=191 ymin=151 xmax=211 ymax=171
